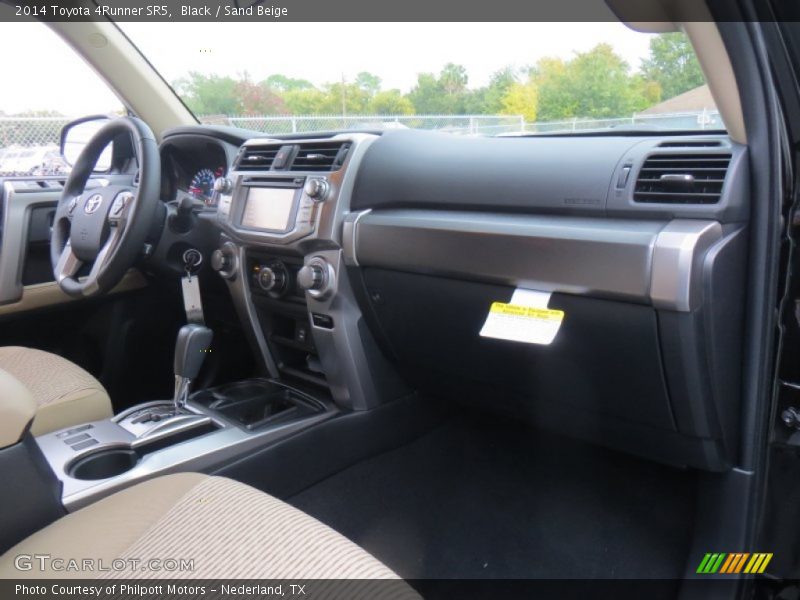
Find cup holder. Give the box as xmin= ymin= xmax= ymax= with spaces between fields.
xmin=68 ymin=448 xmax=140 ymax=481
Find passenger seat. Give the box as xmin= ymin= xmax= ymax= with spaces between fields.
xmin=0 ymin=473 xmax=416 ymax=589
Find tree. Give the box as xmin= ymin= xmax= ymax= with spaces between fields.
xmin=439 ymin=63 xmax=468 ymax=96
xmin=368 ymin=90 xmax=414 ymax=115
xmin=282 ymin=88 xmax=327 ymax=114
xmin=532 ymin=45 xmax=651 ymax=121
xmin=465 ymin=67 xmax=518 ymax=114
xmin=173 ymin=72 xmax=240 ymax=116
xmin=408 ymin=64 xmax=470 ymax=114
xmin=501 ymin=81 xmax=537 ymax=121
xmin=235 ymin=78 xmax=287 ymax=115
xmin=355 ymin=72 xmax=382 ymax=97
xmin=529 ymin=57 xmax=573 ymax=121
xmin=263 ymin=74 xmax=314 ymax=92
xmin=640 ymin=32 xmax=705 ymax=100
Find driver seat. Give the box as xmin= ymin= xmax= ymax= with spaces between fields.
xmin=0 ymin=347 xmax=112 ymax=436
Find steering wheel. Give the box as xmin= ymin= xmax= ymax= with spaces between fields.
xmin=51 ymin=117 xmax=160 ymax=298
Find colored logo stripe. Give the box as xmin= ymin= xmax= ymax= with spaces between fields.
xmin=697 ymin=553 xmax=773 ymax=574
xmin=744 ymin=553 xmax=773 ymax=574
xmin=697 ymin=553 xmax=726 ymax=573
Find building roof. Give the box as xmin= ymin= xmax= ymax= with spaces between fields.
xmin=639 ymin=84 xmax=716 ymax=115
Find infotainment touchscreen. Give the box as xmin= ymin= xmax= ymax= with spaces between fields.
xmin=241 ymin=187 xmax=296 ymax=231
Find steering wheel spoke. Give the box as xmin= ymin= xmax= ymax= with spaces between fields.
xmin=54 ymin=241 xmax=83 ymax=284
xmin=81 ymin=224 xmax=125 ymax=296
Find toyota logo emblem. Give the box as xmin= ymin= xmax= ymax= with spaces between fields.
xmin=84 ymin=194 xmax=103 ymax=214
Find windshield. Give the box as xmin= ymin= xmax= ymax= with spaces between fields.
xmin=134 ymin=23 xmax=720 ymax=136
xmin=120 ymin=22 xmax=721 ymax=136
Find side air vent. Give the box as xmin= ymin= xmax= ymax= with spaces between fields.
xmin=236 ymin=147 xmax=279 ymax=171
xmin=658 ymin=140 xmax=722 ymax=148
xmin=633 ymin=153 xmax=732 ymax=204
xmin=289 ymin=142 xmax=351 ymax=172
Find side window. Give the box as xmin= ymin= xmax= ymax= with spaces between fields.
xmin=0 ymin=23 xmax=124 ymax=177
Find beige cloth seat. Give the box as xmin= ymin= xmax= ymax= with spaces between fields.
xmin=0 ymin=473 xmax=415 ymax=591
xmin=0 ymin=346 xmax=112 ymax=436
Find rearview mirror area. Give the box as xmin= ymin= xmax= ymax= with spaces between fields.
xmin=60 ymin=116 xmax=113 ymax=172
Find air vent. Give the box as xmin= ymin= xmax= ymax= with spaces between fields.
xmin=236 ymin=147 xmax=279 ymax=171
xmin=633 ymin=153 xmax=732 ymax=204
xmin=289 ymin=142 xmax=350 ymax=172
xmin=658 ymin=140 xmax=722 ymax=148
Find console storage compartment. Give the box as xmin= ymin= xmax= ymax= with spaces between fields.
xmin=191 ymin=379 xmax=326 ymax=431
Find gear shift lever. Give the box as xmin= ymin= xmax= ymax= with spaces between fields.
xmin=173 ymin=324 xmax=213 ymax=412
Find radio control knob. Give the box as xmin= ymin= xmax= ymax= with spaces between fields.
xmin=304 ymin=178 xmax=329 ymax=201
xmin=298 ymin=257 xmax=335 ymax=299
xmin=213 ymin=177 xmax=232 ymax=195
xmin=297 ymin=264 xmax=324 ymax=290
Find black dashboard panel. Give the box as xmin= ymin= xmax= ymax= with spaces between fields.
xmin=351 ymin=130 xmax=748 ymax=223
xmin=351 ymin=129 xmax=634 ymax=216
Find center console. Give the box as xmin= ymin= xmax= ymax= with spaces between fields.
xmin=32 ymin=133 xmax=408 ymax=513
xmin=36 ymin=378 xmax=334 ymax=510
xmin=209 ymin=134 xmax=408 ymax=411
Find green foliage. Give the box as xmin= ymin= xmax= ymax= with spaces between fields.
xmin=533 ymin=44 xmax=652 ymax=121
xmin=281 ymin=88 xmax=327 ymax=114
xmin=368 ymin=90 xmax=414 ymax=115
xmin=407 ymin=64 xmax=473 ymax=114
xmin=640 ymin=32 xmax=704 ymax=100
xmin=263 ymin=74 xmax=314 ymax=92
xmin=501 ymin=81 xmax=537 ymax=121
xmin=171 ymin=33 xmax=706 ymax=124
xmin=174 ymin=72 xmax=240 ymax=115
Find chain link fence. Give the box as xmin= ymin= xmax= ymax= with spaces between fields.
xmin=199 ymin=114 xmax=527 ymax=136
xmin=0 ymin=116 xmax=72 ymax=176
xmin=0 ymin=110 xmax=722 ymax=176
xmin=523 ymin=110 xmax=722 ymax=134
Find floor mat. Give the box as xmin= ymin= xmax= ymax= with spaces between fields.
xmin=288 ymin=413 xmax=696 ymax=580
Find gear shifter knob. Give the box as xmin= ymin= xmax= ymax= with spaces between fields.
xmin=173 ymin=324 xmax=212 ymax=411
xmin=174 ymin=324 xmax=213 ymax=380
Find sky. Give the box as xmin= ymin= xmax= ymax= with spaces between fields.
xmin=0 ymin=22 xmax=655 ymax=116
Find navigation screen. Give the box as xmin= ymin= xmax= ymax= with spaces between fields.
xmin=241 ymin=187 xmax=296 ymax=231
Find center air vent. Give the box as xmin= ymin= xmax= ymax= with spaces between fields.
xmin=289 ymin=142 xmax=350 ymax=172
xmin=236 ymin=147 xmax=279 ymax=171
xmin=633 ymin=153 xmax=732 ymax=204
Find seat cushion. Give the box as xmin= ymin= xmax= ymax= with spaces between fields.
xmin=0 ymin=346 xmax=112 ymax=436
xmin=0 ymin=473 xmax=414 ymax=587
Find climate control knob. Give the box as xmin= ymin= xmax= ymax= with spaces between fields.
xmin=257 ymin=267 xmax=278 ymax=291
xmin=256 ymin=262 xmax=288 ymax=296
xmin=304 ymin=178 xmax=329 ymax=201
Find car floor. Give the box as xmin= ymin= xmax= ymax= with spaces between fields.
xmin=288 ymin=411 xmax=697 ymax=582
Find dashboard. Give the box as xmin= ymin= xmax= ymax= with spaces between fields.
xmin=153 ymin=124 xmax=749 ymax=473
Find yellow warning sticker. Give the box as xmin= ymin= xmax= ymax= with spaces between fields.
xmin=489 ymin=302 xmax=565 ymax=320
xmin=480 ymin=299 xmax=565 ymax=345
